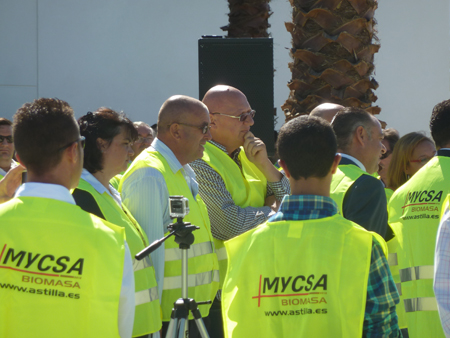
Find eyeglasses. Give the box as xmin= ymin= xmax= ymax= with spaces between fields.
xmin=58 ymin=136 xmax=86 ymax=152
xmin=135 ymin=136 xmax=153 ymax=143
xmin=211 ymin=110 xmax=256 ymax=122
xmin=172 ymin=122 xmax=211 ymax=134
xmin=380 ymin=150 xmax=392 ymax=160
xmin=410 ymin=156 xmax=434 ymax=164
xmin=0 ymin=135 xmax=13 ymax=144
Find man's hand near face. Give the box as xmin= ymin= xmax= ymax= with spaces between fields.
xmin=243 ymin=131 xmax=283 ymax=183
xmin=0 ymin=164 xmax=25 ymax=203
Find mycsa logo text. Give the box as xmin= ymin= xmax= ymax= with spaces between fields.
xmin=401 ymin=190 xmax=443 ymax=216
xmin=0 ymin=244 xmax=84 ymax=277
xmin=252 ymin=274 xmax=327 ymax=307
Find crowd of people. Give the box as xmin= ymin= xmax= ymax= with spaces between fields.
xmin=0 ymin=87 xmax=450 ymax=338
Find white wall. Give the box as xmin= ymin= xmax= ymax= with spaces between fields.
xmin=1 ymin=0 xmax=449 ymax=138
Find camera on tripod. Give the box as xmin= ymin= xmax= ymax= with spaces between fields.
xmin=169 ymin=196 xmax=190 ymax=219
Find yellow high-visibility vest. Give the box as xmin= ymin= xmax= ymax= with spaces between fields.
xmin=75 ymin=178 xmax=161 ymax=336
xmin=386 ymin=224 xmax=408 ymax=331
xmin=330 ymin=164 xmax=367 ymax=214
xmin=222 ymin=214 xmax=379 ymax=337
xmin=388 ymin=155 xmax=450 ymax=337
xmin=120 ymin=149 xmax=219 ymax=321
xmin=0 ymin=196 xmax=125 ymax=337
xmin=201 ymin=142 xmax=267 ymax=286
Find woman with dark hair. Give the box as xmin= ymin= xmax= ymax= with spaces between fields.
xmin=72 ymin=108 xmax=162 ymax=337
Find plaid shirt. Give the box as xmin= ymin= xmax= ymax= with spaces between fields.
xmin=270 ymin=195 xmax=402 ymax=338
xmin=190 ymin=140 xmax=290 ymax=241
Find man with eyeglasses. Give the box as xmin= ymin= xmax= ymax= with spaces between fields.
xmin=131 ymin=121 xmax=155 ymax=161
xmin=388 ymin=99 xmax=450 ymax=338
xmin=329 ymin=107 xmax=388 ymax=238
xmin=190 ymin=85 xmax=290 ymax=337
xmin=120 ymin=95 xmax=219 ymax=338
xmin=0 ymin=118 xmax=19 ymax=180
xmin=0 ymin=98 xmax=134 ymax=337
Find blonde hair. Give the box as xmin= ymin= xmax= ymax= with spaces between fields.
xmin=387 ymin=132 xmax=434 ymax=190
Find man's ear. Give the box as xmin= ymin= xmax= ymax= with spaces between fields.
xmin=330 ymin=154 xmax=341 ymax=175
xmin=278 ymin=159 xmax=291 ymax=178
xmin=168 ymin=123 xmax=182 ymax=141
xmin=355 ymin=125 xmax=366 ymax=146
xmin=66 ymin=142 xmax=80 ymax=164
xmin=209 ymin=113 xmax=218 ymax=129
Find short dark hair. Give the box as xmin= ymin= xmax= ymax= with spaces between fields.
xmin=383 ymin=128 xmax=400 ymax=151
xmin=430 ymin=99 xmax=450 ymax=148
xmin=0 ymin=118 xmax=12 ymax=127
xmin=79 ymin=108 xmax=137 ymax=173
xmin=331 ymin=107 xmax=375 ymax=151
xmin=13 ymin=98 xmax=78 ymax=175
xmin=277 ymin=115 xmax=337 ymax=179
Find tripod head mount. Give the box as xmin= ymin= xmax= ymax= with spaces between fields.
xmin=168 ymin=217 xmax=200 ymax=249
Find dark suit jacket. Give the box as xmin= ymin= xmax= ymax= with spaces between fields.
xmin=340 ymin=157 xmax=388 ymax=238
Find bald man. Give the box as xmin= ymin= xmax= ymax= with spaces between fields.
xmin=120 ymin=96 xmax=219 ymax=337
xmin=190 ymin=85 xmax=290 ymax=336
xmin=310 ymin=103 xmax=344 ymax=123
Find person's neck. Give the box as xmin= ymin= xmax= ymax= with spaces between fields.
xmin=338 ymin=150 xmax=369 ymax=172
xmin=92 ymin=170 xmax=114 ymax=191
xmin=289 ymin=177 xmax=331 ymax=197
xmin=27 ymin=172 xmax=71 ymax=190
xmin=0 ymin=159 xmax=12 ymax=173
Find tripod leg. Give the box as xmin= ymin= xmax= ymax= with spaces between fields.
xmin=193 ymin=318 xmax=209 ymax=338
xmin=166 ymin=317 xmax=177 ymax=338
xmin=178 ymin=318 xmax=187 ymax=338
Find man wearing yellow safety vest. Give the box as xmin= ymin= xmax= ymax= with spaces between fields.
xmin=222 ymin=115 xmax=401 ymax=337
xmin=0 ymin=98 xmax=135 ymax=337
xmin=330 ymin=107 xmax=388 ymax=238
xmin=190 ymin=85 xmax=290 ymax=337
xmin=120 ymin=95 xmax=219 ymax=338
xmin=389 ymin=99 xmax=450 ymax=337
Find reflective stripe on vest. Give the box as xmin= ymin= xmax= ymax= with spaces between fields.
xmin=165 ymin=242 xmax=214 ymax=261
xmin=399 ymin=265 xmax=434 ymax=282
xmin=163 ymin=270 xmax=220 ymax=290
xmin=215 ymin=246 xmax=227 ymax=261
xmin=135 ymin=286 xmax=159 ymax=306
xmin=396 ymin=283 xmax=402 ymax=296
xmin=388 ymin=252 xmax=398 ymax=266
xmin=404 ymin=297 xmax=438 ymax=312
xmin=121 ymin=149 xmax=219 ymax=321
xmin=133 ymin=256 xmax=153 ymax=272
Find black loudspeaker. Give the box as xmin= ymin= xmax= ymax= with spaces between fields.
xmin=198 ymin=37 xmax=275 ymax=155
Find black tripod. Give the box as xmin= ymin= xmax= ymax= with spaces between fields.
xmin=135 ymin=217 xmax=211 ymax=338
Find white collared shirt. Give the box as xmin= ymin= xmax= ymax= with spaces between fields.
xmin=121 ymin=138 xmax=199 ymax=301
xmin=16 ymin=182 xmax=135 ymax=338
xmin=339 ymin=153 xmax=367 ymax=172
xmin=80 ymin=169 xmax=122 ymax=207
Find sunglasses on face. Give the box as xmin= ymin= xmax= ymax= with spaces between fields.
xmin=211 ymin=110 xmax=256 ymax=122
xmin=0 ymin=135 xmax=13 ymax=144
xmin=173 ymin=123 xmax=211 ymax=134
